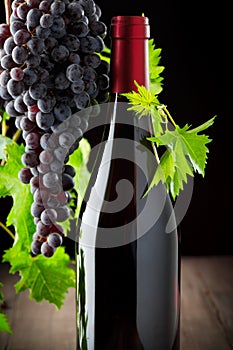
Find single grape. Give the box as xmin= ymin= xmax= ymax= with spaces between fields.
xmin=53 ymin=103 xmax=71 ymax=122
xmin=25 ymin=132 xmax=41 ymax=150
xmin=56 ymin=205 xmax=70 ymax=222
xmin=36 ymin=220 xmax=51 ymax=237
xmin=47 ymin=232 xmax=62 ymax=248
xmin=31 ymin=240 xmax=42 ymax=255
xmin=7 ymin=79 xmax=24 ymax=98
xmin=36 ymin=111 xmax=55 ymax=130
xmin=41 ymin=241 xmax=55 ymax=257
xmin=31 ymin=202 xmax=44 ymax=218
xmin=59 ymin=131 xmax=76 ymax=149
xmin=22 ymin=151 xmax=39 ymax=168
xmin=14 ymin=95 xmax=27 ymax=113
xmin=62 ymin=173 xmax=75 ymax=191
xmin=14 ymin=29 xmax=31 ymax=45
xmin=51 ymin=45 xmax=69 ymax=62
xmin=18 ymin=167 xmax=33 ymax=184
xmin=0 ymin=70 xmax=11 ymax=87
xmin=29 ymin=83 xmax=47 ymax=100
xmin=74 ymin=91 xmax=90 ymax=109
xmin=39 ymin=150 xmax=54 ymax=165
xmin=64 ymin=164 xmax=76 ymax=178
xmin=3 ymin=37 xmax=16 ymax=55
xmin=42 ymin=171 xmax=59 ymax=189
xmin=66 ymin=64 xmax=83 ymax=82
xmin=41 ymin=208 xmax=57 ymax=226
xmin=40 ymin=14 xmax=54 ymax=29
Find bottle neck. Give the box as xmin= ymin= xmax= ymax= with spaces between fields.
xmin=110 ymin=37 xmax=150 ymax=93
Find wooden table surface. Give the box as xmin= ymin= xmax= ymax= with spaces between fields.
xmin=0 ymin=255 xmax=232 ymax=350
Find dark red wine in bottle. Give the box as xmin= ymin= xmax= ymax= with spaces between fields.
xmin=76 ymin=16 xmax=180 ymax=350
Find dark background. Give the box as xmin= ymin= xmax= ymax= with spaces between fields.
xmin=0 ymin=0 xmax=232 ymax=256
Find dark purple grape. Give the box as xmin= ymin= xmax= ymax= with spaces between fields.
xmin=17 ymin=3 xmax=30 ymax=20
xmin=74 ymin=91 xmax=90 ymax=109
xmin=7 ymin=79 xmax=24 ymax=98
xmin=30 ymin=176 xmax=39 ymax=194
xmin=26 ymin=54 xmax=41 ymax=68
xmin=5 ymin=100 xmax=20 ymax=116
xmin=47 ymin=232 xmax=62 ymax=248
xmin=10 ymin=20 xmax=26 ymax=35
xmin=23 ymin=90 xmax=36 ymax=107
xmin=62 ymin=34 xmax=80 ymax=52
xmin=29 ymin=83 xmax=47 ymax=100
xmin=37 ymin=95 xmax=56 ymax=113
xmin=54 ymin=72 xmax=70 ymax=90
xmin=89 ymin=21 xmax=107 ymax=37
xmin=23 ymin=68 xmax=38 ymax=86
xmin=41 ymin=241 xmax=55 ymax=257
xmin=39 ymin=150 xmax=54 ymax=165
xmin=41 ymin=208 xmax=57 ymax=226
xmin=31 ymin=202 xmax=44 ymax=218
xmin=31 ymin=240 xmax=42 ymax=255
xmin=18 ymin=167 xmax=33 ymax=184
xmin=10 ymin=67 xmax=24 ymax=81
xmin=36 ymin=220 xmax=51 ymax=237
xmin=25 ymin=132 xmax=41 ymax=150
xmin=64 ymin=164 xmax=76 ymax=178
xmin=14 ymin=29 xmax=31 ymax=45
xmin=0 ymin=70 xmax=11 ymax=87
xmin=83 ymin=53 xmax=101 ymax=68
xmin=66 ymin=2 xmax=84 ymax=20
xmin=40 ymin=14 xmax=54 ymax=29
xmin=62 ymin=173 xmax=75 ymax=191
xmin=36 ymin=111 xmax=55 ymax=130
xmin=26 ymin=8 xmax=42 ymax=30
xmin=66 ymin=64 xmax=83 ymax=82
xmin=53 ymin=103 xmax=71 ymax=122
xmin=14 ymin=95 xmax=27 ymax=113
xmin=20 ymin=116 xmax=36 ymax=132
xmin=21 ymin=151 xmax=39 ymax=168
xmin=50 ymin=1 xmax=66 ymax=15
xmin=71 ymin=20 xmax=89 ymax=38
xmin=51 ymin=45 xmax=69 ymax=62
xmin=1 ymin=54 xmax=16 ymax=70
xmin=42 ymin=171 xmax=59 ymax=189
xmin=56 ymin=205 xmax=70 ymax=222
xmin=3 ymin=37 xmax=16 ymax=55
xmin=27 ymin=37 xmax=45 ymax=55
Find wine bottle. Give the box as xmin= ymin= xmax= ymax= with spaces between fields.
xmin=76 ymin=16 xmax=180 ymax=350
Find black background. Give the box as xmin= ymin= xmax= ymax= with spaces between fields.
xmin=0 ymin=0 xmax=232 ymax=256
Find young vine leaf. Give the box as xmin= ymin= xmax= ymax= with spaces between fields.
xmin=123 ymin=82 xmax=216 ymax=199
xmin=147 ymin=118 xmax=216 ymax=199
xmin=148 ymin=38 xmax=165 ymax=95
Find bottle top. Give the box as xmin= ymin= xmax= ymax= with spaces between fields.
xmin=110 ymin=16 xmax=150 ymax=39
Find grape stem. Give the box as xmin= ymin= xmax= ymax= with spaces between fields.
xmin=4 ymin=0 xmax=11 ymax=24
xmin=0 ymin=221 xmax=15 ymax=239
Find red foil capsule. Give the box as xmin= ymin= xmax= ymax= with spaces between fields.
xmin=110 ymin=16 xmax=150 ymax=93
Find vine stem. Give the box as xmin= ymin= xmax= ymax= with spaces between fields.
xmin=4 ymin=0 xmax=11 ymax=24
xmin=0 ymin=221 xmax=15 ymax=239
xmin=163 ymin=106 xmax=177 ymax=128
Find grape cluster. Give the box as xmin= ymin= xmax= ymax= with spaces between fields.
xmin=0 ymin=0 xmax=109 ymax=258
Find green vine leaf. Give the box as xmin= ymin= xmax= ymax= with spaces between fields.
xmin=148 ymin=38 xmax=164 ymax=95
xmin=0 ymin=140 xmax=35 ymax=251
xmin=0 ymin=139 xmax=75 ymax=308
xmin=0 ymin=135 xmax=12 ymax=160
xmin=0 ymin=282 xmax=12 ymax=334
xmin=0 ymin=312 xmax=12 ymax=334
xmin=147 ymin=117 xmax=216 ymax=199
xmin=3 ymin=246 xmax=75 ymax=309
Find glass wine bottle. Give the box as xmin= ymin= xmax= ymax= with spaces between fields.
xmin=76 ymin=15 xmax=180 ymax=350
